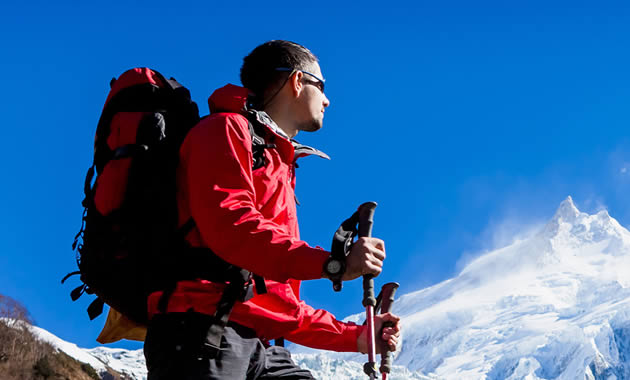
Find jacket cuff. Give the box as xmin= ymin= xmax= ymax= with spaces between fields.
xmin=339 ymin=323 xmax=364 ymax=352
xmin=288 ymin=246 xmax=330 ymax=280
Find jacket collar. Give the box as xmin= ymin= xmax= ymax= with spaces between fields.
xmin=248 ymin=109 xmax=330 ymax=162
xmin=209 ymin=84 xmax=330 ymax=162
xmin=247 ymin=109 xmax=289 ymax=140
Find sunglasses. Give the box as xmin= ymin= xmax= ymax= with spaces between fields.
xmin=275 ymin=67 xmax=325 ymax=93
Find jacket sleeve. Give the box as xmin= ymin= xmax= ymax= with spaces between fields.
xmin=181 ymin=113 xmax=329 ymax=283
xmin=284 ymin=301 xmax=364 ymax=352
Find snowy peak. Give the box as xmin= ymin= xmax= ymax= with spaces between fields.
xmin=552 ymin=196 xmax=581 ymax=223
xmin=457 ymin=197 xmax=627 ymax=281
xmin=539 ymin=196 xmax=630 ymax=255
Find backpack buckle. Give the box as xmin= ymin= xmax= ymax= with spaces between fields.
xmin=239 ymin=272 xmax=255 ymax=302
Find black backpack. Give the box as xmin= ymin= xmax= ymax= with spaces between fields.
xmin=63 ymin=68 xmax=268 ymax=329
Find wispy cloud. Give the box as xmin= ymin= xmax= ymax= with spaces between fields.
xmin=455 ymin=214 xmax=545 ymax=275
xmin=453 ymin=191 xmax=617 ymax=276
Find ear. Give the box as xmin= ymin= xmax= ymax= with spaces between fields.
xmin=290 ymin=71 xmax=304 ymax=98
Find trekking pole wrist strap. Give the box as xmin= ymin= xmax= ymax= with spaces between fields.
xmin=328 ymin=209 xmax=361 ymax=291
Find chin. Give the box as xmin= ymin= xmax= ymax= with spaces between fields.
xmin=298 ymin=119 xmax=323 ymax=133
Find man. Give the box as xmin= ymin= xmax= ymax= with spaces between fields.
xmin=143 ymin=40 xmax=401 ymax=379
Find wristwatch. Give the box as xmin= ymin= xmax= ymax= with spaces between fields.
xmin=324 ymin=255 xmax=346 ymax=291
xmin=324 ymin=256 xmax=344 ymax=276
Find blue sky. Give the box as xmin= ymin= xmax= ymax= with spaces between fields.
xmin=2 ymin=1 xmax=630 ymax=350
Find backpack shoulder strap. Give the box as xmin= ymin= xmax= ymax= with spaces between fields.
xmin=245 ymin=112 xmax=276 ymax=170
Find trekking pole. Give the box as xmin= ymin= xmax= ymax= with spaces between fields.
xmin=377 ymin=282 xmax=399 ymax=380
xmin=358 ymin=201 xmax=378 ymax=380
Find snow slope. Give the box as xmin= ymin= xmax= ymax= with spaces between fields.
xmin=29 ymin=324 xmax=110 ymax=374
xmin=28 ymin=324 xmax=147 ymax=379
xmin=86 ymin=346 xmax=147 ymax=379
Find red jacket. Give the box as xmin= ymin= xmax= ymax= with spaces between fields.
xmin=147 ymin=84 xmax=363 ymax=352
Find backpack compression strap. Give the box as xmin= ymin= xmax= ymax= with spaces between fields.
xmin=93 ymin=71 xmax=194 ymax=174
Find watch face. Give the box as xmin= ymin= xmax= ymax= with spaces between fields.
xmin=326 ymin=259 xmax=342 ymax=275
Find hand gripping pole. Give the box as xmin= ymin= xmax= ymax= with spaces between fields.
xmin=358 ymin=201 xmax=378 ymax=379
xmin=377 ymin=282 xmax=399 ymax=380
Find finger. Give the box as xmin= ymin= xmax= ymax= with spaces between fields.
xmin=389 ymin=334 xmax=399 ymax=345
xmin=383 ymin=327 xmax=399 ymax=337
xmin=381 ymin=336 xmax=397 ymax=352
xmin=385 ymin=321 xmax=401 ymax=333
xmin=368 ymin=255 xmax=384 ymax=270
xmin=364 ymin=261 xmax=382 ymax=276
xmin=358 ymin=238 xmax=386 ymax=260
xmin=377 ymin=339 xmax=393 ymax=354
xmin=381 ymin=312 xmax=401 ymax=324
xmin=368 ymin=244 xmax=386 ymax=261
xmin=382 ymin=329 xmax=400 ymax=342
xmin=387 ymin=335 xmax=400 ymax=344
xmin=369 ymin=237 xmax=385 ymax=251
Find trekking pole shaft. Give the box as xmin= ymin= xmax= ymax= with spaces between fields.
xmin=365 ymin=302 xmax=377 ymax=379
xmin=358 ymin=202 xmax=378 ymax=379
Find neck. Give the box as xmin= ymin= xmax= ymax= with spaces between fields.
xmin=264 ymin=103 xmax=298 ymax=138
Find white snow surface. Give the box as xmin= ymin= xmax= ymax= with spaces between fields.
xmin=24 ymin=196 xmax=630 ymax=379
xmin=292 ymin=353 xmax=433 ymax=379
xmin=29 ymin=324 xmax=109 ymax=373
xmin=86 ymin=346 xmax=147 ymax=379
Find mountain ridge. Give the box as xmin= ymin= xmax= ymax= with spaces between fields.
xmin=385 ymin=196 xmax=630 ymax=378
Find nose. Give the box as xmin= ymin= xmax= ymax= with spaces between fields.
xmin=323 ymin=94 xmax=330 ymax=108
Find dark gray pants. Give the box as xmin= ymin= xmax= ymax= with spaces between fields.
xmin=144 ymin=313 xmax=314 ymax=380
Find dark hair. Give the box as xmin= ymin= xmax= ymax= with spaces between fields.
xmin=240 ymin=40 xmax=318 ymax=102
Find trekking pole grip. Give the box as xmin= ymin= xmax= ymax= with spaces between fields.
xmin=359 ymin=202 xmax=377 ymax=307
xmin=358 ymin=202 xmax=377 ymax=238
xmin=379 ymin=282 xmax=400 ymax=377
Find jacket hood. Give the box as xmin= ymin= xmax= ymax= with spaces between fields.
xmin=208 ymin=84 xmax=250 ymax=114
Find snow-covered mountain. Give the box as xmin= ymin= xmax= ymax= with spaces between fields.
xmin=293 ymin=196 xmax=630 ymax=379
xmin=32 ymin=196 xmax=630 ymax=379
xmin=387 ymin=196 xmax=630 ymax=379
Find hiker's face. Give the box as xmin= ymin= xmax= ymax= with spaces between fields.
xmin=295 ymin=63 xmax=330 ymax=132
